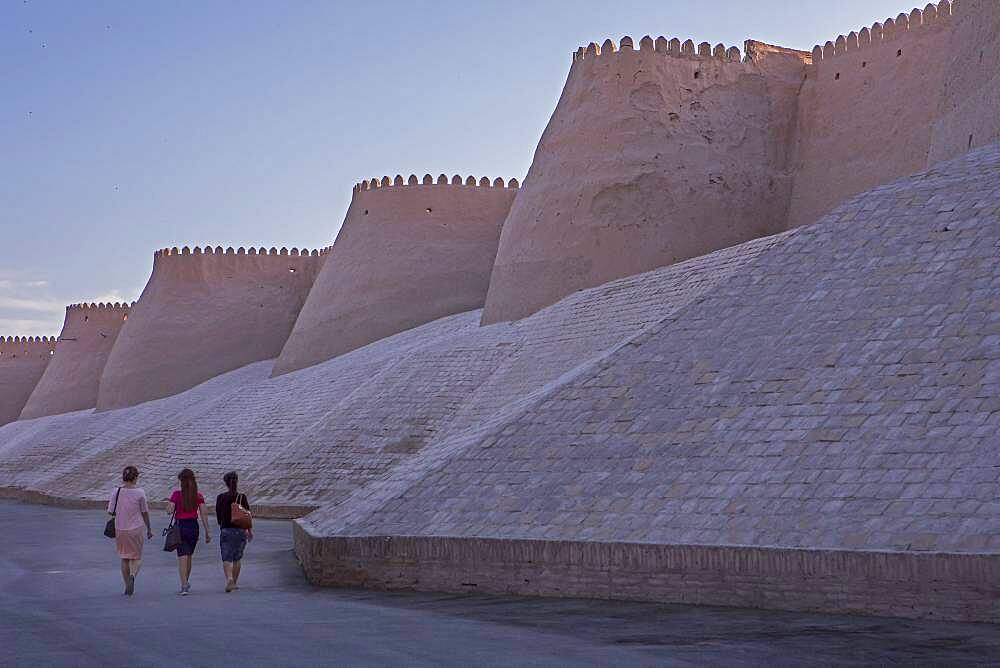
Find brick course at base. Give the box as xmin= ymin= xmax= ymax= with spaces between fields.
xmin=293 ymin=524 xmax=1000 ymax=623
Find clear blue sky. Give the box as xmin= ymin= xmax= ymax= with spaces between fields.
xmin=1 ymin=0 xmax=909 ymax=336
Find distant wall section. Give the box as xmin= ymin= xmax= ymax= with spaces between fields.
xmin=273 ymin=175 xmax=517 ymax=376
xmin=787 ymin=3 xmax=956 ymax=228
xmin=0 ymin=336 xmax=55 ymax=426
xmin=481 ymin=37 xmax=809 ymax=324
xmin=929 ymin=0 xmax=1000 ymax=163
xmin=97 ymin=247 xmax=326 ymax=411
xmin=20 ymin=304 xmax=131 ymax=420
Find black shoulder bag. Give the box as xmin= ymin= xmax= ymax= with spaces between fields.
xmin=163 ymin=509 xmax=181 ymax=552
xmin=104 ymin=487 xmax=120 ymax=538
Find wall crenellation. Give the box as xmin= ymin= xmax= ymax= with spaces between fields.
xmin=153 ymin=245 xmax=332 ymax=259
xmin=66 ymin=302 xmax=134 ymax=311
xmin=572 ymin=35 xmax=743 ymax=63
xmin=811 ymin=2 xmax=954 ymax=65
xmin=353 ymin=174 xmax=519 ymax=195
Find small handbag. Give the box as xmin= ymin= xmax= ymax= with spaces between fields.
xmin=231 ymin=492 xmax=253 ymax=530
xmin=162 ymin=511 xmax=181 ymax=552
xmin=104 ymin=487 xmax=120 ymax=539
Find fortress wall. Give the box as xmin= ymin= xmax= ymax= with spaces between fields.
xmin=480 ymin=36 xmax=809 ymax=324
xmin=787 ymin=3 xmax=956 ymax=229
xmin=272 ymin=176 xmax=517 ymax=376
xmin=19 ymin=304 xmax=131 ymax=420
xmin=929 ymin=0 xmax=1000 ymax=163
xmin=0 ymin=337 xmax=55 ymax=427
xmin=96 ymin=246 xmax=326 ymax=411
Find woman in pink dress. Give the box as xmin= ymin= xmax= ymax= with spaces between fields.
xmin=106 ymin=465 xmax=153 ymax=596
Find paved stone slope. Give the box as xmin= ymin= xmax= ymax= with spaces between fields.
xmin=302 ymin=142 xmax=1000 ymax=555
xmin=0 ymin=230 xmax=773 ymax=510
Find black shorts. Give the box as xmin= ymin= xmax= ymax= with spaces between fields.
xmin=177 ymin=518 xmax=199 ymax=556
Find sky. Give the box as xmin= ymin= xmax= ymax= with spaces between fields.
xmin=1 ymin=0 xmax=911 ymax=336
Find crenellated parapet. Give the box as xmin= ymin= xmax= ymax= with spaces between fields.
xmin=272 ymin=173 xmax=519 ymax=375
xmin=809 ymin=2 xmax=955 ymax=67
xmin=153 ymin=245 xmax=330 ymax=258
xmin=353 ymin=174 xmax=519 ymax=194
xmin=0 ymin=335 xmax=56 ymax=350
xmin=572 ymin=35 xmax=743 ymax=63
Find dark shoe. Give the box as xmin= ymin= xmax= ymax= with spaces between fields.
xmin=225 ymin=579 xmax=235 ymax=593
xmin=125 ymin=575 xmax=135 ymax=596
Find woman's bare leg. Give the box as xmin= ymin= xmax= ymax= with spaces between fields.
xmin=178 ymin=555 xmax=192 ymax=587
xmin=120 ymin=559 xmax=129 ymax=586
xmin=233 ymin=561 xmax=241 ymax=584
xmin=129 ymin=559 xmax=142 ymax=577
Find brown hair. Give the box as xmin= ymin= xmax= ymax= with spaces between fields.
xmin=178 ymin=468 xmax=198 ymax=513
xmin=122 ymin=465 xmax=139 ymax=482
xmin=223 ymin=471 xmax=238 ymax=496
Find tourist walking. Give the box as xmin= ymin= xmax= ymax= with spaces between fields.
xmin=216 ymin=471 xmax=253 ymax=592
xmin=166 ymin=468 xmax=211 ymax=595
xmin=106 ymin=466 xmax=153 ymax=596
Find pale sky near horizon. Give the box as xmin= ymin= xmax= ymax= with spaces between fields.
xmin=2 ymin=0 xmax=911 ymax=336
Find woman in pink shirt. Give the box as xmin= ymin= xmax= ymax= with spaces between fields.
xmin=166 ymin=468 xmax=212 ymax=595
xmin=107 ymin=465 xmax=153 ymax=596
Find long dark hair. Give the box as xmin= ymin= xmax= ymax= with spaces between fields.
xmin=178 ymin=468 xmax=198 ymax=513
xmin=223 ymin=471 xmax=238 ymax=497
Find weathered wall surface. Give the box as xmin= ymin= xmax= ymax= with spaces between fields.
xmin=929 ymin=0 xmax=1000 ymax=163
xmin=787 ymin=3 xmax=956 ymax=229
xmin=273 ymin=176 xmax=516 ymax=376
xmin=0 ymin=337 xmax=55 ymax=426
xmin=20 ymin=304 xmax=131 ymax=420
xmin=481 ymin=37 xmax=808 ymax=324
xmin=97 ymin=247 xmax=325 ymax=411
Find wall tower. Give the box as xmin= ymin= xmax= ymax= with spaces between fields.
xmin=96 ymin=246 xmax=326 ymax=410
xmin=273 ymin=175 xmax=517 ymax=376
xmin=0 ymin=336 xmax=55 ymax=426
xmin=481 ymin=37 xmax=809 ymax=324
xmin=19 ymin=303 xmax=131 ymax=419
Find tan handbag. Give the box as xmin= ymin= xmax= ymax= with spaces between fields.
xmin=231 ymin=492 xmax=253 ymax=530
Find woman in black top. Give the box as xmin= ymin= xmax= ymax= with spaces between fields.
xmin=216 ymin=471 xmax=253 ymax=592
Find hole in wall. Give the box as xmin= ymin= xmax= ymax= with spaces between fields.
xmin=861 ymin=61 xmax=867 ymax=68
xmin=122 ymin=314 xmax=127 ymax=321
xmin=363 ymin=210 xmax=369 ymax=215
xmin=84 ymin=315 xmax=88 ymax=322
xmin=288 ymin=267 xmax=297 ymax=273
xmin=426 ymin=207 xmax=433 ymax=214
xmin=897 ymin=49 xmax=902 ymax=57
xmin=968 ymin=134 xmax=974 ymax=149
xmin=693 ymin=71 xmax=700 ymax=79
xmin=835 ymin=72 xmax=840 ymax=80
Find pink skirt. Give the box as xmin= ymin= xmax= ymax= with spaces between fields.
xmin=115 ymin=526 xmax=145 ymax=560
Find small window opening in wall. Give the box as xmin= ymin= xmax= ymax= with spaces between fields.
xmin=426 ymin=207 xmax=433 ymax=214
xmin=694 ymin=71 xmax=700 ymax=79
xmin=969 ymin=134 xmax=974 ymax=149
xmin=288 ymin=267 xmax=297 ymax=273
xmin=897 ymin=49 xmax=902 ymax=57
xmin=122 ymin=314 xmax=128 ymax=321
xmin=363 ymin=209 xmax=369 ymax=215
xmin=84 ymin=315 xmax=88 ymax=322
xmin=835 ymin=72 xmax=841 ymax=80
xmin=49 ymin=350 xmax=54 ymax=356
xmin=861 ymin=61 xmax=867 ymax=68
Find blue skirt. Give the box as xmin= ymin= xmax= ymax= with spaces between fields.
xmin=177 ymin=518 xmax=199 ymax=557
xmin=220 ymin=527 xmax=248 ymax=562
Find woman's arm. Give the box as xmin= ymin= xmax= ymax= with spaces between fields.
xmin=199 ymin=503 xmax=212 ymax=543
xmin=141 ymin=511 xmax=153 ymax=539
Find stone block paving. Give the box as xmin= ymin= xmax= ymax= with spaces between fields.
xmin=0 ymin=223 xmax=770 ymax=512
xmin=304 ymin=142 xmax=1000 ymax=555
